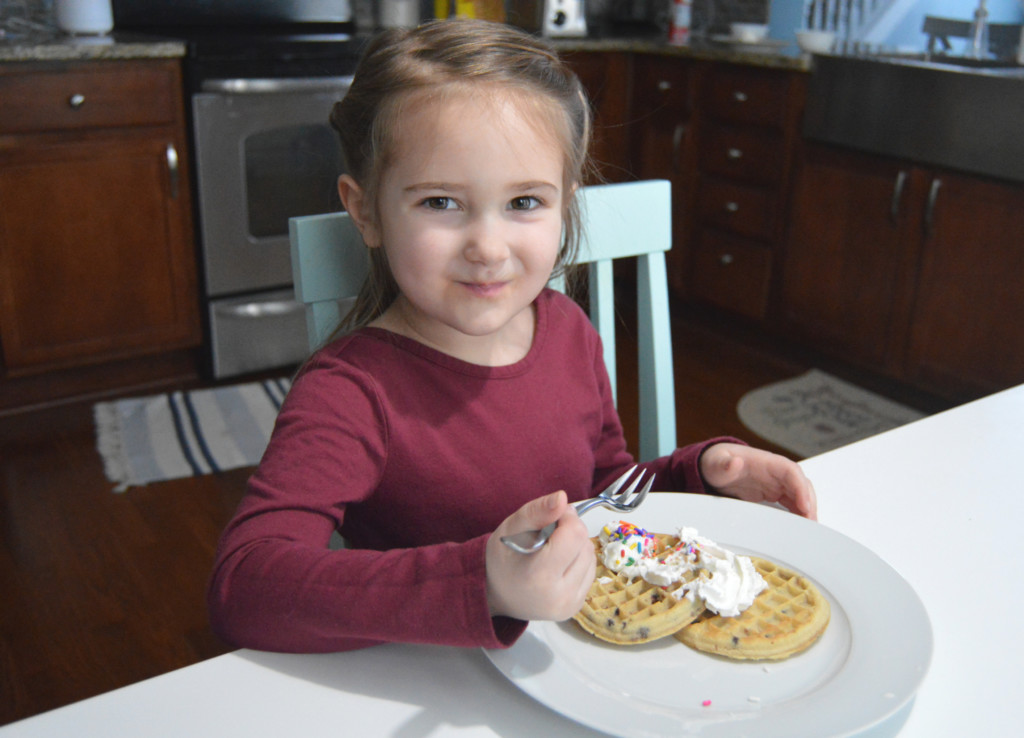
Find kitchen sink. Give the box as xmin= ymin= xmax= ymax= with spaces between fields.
xmin=870 ymin=52 xmax=1024 ymax=75
xmin=926 ymin=55 xmax=1021 ymax=69
xmin=803 ymin=54 xmax=1024 ymax=182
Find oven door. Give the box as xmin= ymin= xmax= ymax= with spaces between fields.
xmin=192 ymin=77 xmax=351 ymax=297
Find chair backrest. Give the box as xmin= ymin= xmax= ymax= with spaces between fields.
xmin=289 ymin=179 xmax=676 ymax=461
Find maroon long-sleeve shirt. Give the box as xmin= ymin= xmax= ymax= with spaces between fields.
xmin=208 ymin=289 xmax=736 ymax=652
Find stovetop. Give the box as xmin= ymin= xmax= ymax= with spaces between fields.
xmin=152 ymin=24 xmax=368 ymax=89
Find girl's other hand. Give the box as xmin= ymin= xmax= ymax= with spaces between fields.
xmin=700 ymin=443 xmax=818 ymax=520
xmin=485 ymin=491 xmax=596 ymax=622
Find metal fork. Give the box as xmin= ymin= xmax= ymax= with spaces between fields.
xmin=500 ymin=466 xmax=653 ymax=554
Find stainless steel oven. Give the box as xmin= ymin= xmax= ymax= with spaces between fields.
xmin=192 ymin=76 xmax=351 ymax=377
xmin=112 ymin=0 xmax=363 ymax=378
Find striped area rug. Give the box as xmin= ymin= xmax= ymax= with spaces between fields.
xmin=94 ymin=378 xmax=291 ymax=491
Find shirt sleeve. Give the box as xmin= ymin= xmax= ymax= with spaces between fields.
xmin=207 ymin=356 xmax=525 ymax=653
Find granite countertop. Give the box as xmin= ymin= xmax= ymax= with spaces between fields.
xmin=551 ymin=35 xmax=812 ymax=72
xmin=1 ymin=27 xmax=808 ymax=71
xmin=0 ymin=31 xmax=185 ymax=62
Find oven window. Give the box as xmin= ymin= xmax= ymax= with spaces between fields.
xmin=244 ymin=123 xmax=344 ymax=238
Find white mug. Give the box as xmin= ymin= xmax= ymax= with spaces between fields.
xmin=55 ymin=0 xmax=114 ymax=35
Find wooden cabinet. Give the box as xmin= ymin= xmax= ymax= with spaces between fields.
xmin=687 ymin=63 xmax=805 ymax=320
xmin=780 ymin=144 xmax=917 ymax=369
xmin=904 ymin=170 xmax=1024 ymax=396
xmin=782 ymin=141 xmax=1024 ymax=398
xmin=0 ymin=59 xmax=200 ymax=380
xmin=629 ymin=54 xmax=696 ymax=295
xmin=626 ymin=58 xmax=806 ymax=320
xmin=557 ymin=48 xmax=1024 ymax=403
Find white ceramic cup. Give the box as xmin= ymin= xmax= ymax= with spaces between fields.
xmin=55 ymin=0 xmax=114 ymax=35
xmin=379 ymin=0 xmax=419 ymax=28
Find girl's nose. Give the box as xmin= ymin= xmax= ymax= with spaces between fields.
xmin=463 ymin=214 xmax=510 ymax=265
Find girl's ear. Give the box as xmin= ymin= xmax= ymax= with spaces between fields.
xmin=337 ymin=174 xmax=381 ymax=248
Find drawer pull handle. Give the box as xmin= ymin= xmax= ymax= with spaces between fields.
xmin=890 ymin=170 xmax=907 ymax=224
xmin=732 ymin=90 xmax=748 ymax=103
xmin=727 ymin=147 xmax=743 ymax=160
xmin=672 ymin=123 xmax=686 ymax=172
xmin=725 ymin=201 xmax=739 ymax=213
xmin=166 ymin=144 xmax=180 ymax=200
xmin=924 ymin=178 xmax=942 ymax=238
xmin=218 ymin=301 xmax=304 ymax=318
xmin=68 ymin=93 xmax=85 ymax=109
xmin=720 ymin=253 xmax=735 ymax=265
xmin=658 ymin=80 xmax=672 ymax=91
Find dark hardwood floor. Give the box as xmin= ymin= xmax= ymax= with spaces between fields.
xmin=0 ymin=302 xmax=948 ymax=727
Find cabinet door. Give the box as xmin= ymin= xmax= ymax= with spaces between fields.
xmin=629 ymin=55 xmax=695 ymax=295
xmin=905 ymin=172 xmax=1024 ymax=396
xmin=630 ymin=55 xmax=693 ymax=182
xmin=562 ymin=51 xmax=631 ymax=182
xmin=781 ymin=144 xmax=917 ymax=368
xmin=0 ymin=133 xmax=200 ymax=373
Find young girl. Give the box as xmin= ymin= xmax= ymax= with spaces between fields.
xmin=207 ymin=19 xmax=816 ymax=653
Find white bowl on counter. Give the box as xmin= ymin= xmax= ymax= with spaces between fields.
xmin=796 ymin=29 xmax=837 ymax=53
xmin=730 ymin=23 xmax=769 ymax=43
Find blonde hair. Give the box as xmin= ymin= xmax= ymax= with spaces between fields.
xmin=329 ymin=19 xmax=595 ymax=331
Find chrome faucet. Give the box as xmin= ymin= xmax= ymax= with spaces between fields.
xmin=969 ymin=0 xmax=990 ymax=58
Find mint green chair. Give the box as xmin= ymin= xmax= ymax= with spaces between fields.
xmin=289 ymin=179 xmax=676 ymax=461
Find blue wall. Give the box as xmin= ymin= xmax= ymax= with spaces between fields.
xmin=885 ymin=0 xmax=1023 ymax=50
xmin=768 ymin=0 xmax=1024 ymax=49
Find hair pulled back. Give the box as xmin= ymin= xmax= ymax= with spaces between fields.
xmin=329 ymin=19 xmax=594 ymax=331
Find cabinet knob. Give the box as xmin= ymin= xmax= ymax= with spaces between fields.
xmin=657 ymin=80 xmax=672 ymax=91
xmin=732 ymin=90 xmax=749 ymax=103
xmin=720 ymin=253 xmax=735 ymax=265
xmin=166 ymin=144 xmax=180 ymax=200
xmin=725 ymin=201 xmax=739 ymax=213
xmin=68 ymin=93 xmax=85 ymax=109
xmin=727 ymin=147 xmax=743 ymax=160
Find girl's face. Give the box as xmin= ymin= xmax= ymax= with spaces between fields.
xmin=343 ymin=90 xmax=566 ymax=366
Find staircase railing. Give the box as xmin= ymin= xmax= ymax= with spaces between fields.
xmin=805 ymin=0 xmax=899 ymax=42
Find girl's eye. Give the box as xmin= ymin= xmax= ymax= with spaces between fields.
xmin=422 ymin=196 xmax=455 ymax=210
xmin=509 ymin=196 xmax=541 ymax=211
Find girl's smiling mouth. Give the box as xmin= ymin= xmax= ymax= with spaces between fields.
xmin=461 ymin=281 xmax=509 ymax=297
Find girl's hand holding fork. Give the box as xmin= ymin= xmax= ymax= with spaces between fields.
xmin=486 ymin=491 xmax=596 ymax=622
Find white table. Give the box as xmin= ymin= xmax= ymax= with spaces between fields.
xmin=4 ymin=385 xmax=1023 ymax=737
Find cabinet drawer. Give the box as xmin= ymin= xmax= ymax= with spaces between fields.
xmin=700 ymin=126 xmax=786 ymax=185
xmin=0 ymin=62 xmax=178 ymax=134
xmin=704 ymin=66 xmax=790 ymax=128
xmin=697 ymin=178 xmax=776 ymax=240
xmin=632 ymin=55 xmax=692 ymax=116
xmin=690 ymin=230 xmax=772 ymax=319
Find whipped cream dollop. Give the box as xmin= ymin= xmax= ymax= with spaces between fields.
xmin=676 ymin=526 xmax=767 ymax=617
xmin=598 ymin=522 xmax=767 ymax=617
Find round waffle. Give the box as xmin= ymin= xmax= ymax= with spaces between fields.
xmin=572 ymin=534 xmax=707 ymax=645
xmin=674 ymin=556 xmax=830 ymax=660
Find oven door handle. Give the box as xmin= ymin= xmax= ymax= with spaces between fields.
xmin=217 ymin=300 xmax=306 ymax=319
xmin=201 ymin=76 xmax=355 ymax=94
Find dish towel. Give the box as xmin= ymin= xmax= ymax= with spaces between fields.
xmin=94 ymin=378 xmax=291 ymax=491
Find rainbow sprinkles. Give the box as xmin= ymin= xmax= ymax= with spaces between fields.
xmin=598 ymin=521 xmax=768 ymax=617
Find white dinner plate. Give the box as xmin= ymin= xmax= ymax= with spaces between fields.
xmin=709 ymin=35 xmax=791 ymax=53
xmin=485 ymin=493 xmax=932 ymax=737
